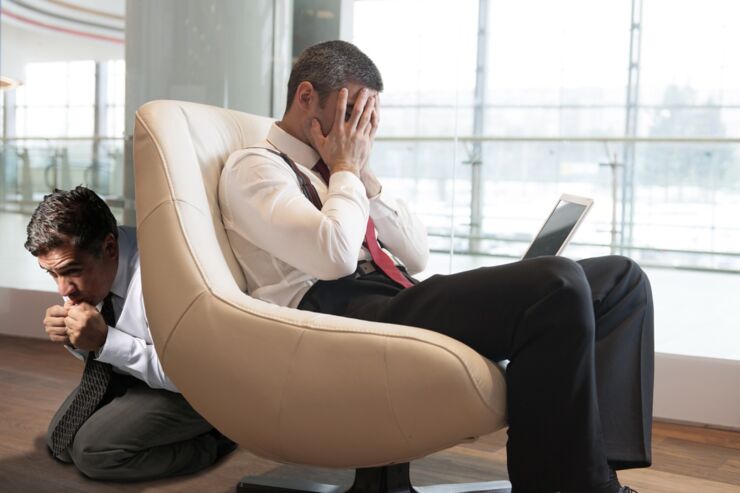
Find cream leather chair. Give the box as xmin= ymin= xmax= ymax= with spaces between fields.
xmin=133 ymin=100 xmax=510 ymax=493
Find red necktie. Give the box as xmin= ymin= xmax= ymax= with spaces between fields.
xmin=313 ymin=160 xmax=414 ymax=289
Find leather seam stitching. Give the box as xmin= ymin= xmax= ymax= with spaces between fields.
xmin=383 ymin=338 xmax=412 ymax=444
xmin=276 ymin=329 xmax=306 ymax=459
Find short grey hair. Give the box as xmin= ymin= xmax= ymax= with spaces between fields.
xmin=286 ymin=40 xmax=383 ymax=110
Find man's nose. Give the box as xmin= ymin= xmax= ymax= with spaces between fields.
xmin=57 ymin=277 xmax=76 ymax=297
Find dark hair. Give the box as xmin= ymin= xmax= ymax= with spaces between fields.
xmin=25 ymin=186 xmax=118 ymax=257
xmin=286 ymin=40 xmax=383 ymax=110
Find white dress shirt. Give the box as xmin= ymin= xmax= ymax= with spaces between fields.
xmin=219 ymin=122 xmax=429 ymax=308
xmin=65 ymin=226 xmax=178 ymax=392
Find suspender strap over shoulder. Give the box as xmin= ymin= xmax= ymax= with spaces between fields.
xmin=244 ymin=147 xmax=323 ymax=210
xmin=241 ymin=146 xmax=415 ymax=289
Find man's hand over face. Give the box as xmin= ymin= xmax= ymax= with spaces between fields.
xmin=44 ymin=304 xmax=70 ymax=344
xmin=65 ymin=302 xmax=109 ymax=353
xmin=309 ymin=87 xmax=379 ymax=177
xmin=358 ymin=96 xmax=382 ymax=198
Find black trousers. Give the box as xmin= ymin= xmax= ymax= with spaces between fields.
xmin=298 ymin=255 xmax=654 ymax=492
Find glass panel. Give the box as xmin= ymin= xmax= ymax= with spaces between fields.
xmin=21 ymin=107 xmax=67 ymax=136
xmin=67 ymin=61 xmax=96 ymax=106
xmin=354 ymin=0 xmax=740 ymax=360
xmin=640 ymin=0 xmax=740 ymax=106
xmin=67 ymin=107 xmax=95 ymax=136
xmin=355 ymin=0 xmax=479 ymax=275
xmin=23 ymin=62 xmax=68 ymax=106
xmin=486 ymin=0 xmax=630 ymax=130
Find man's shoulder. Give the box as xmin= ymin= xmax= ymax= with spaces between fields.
xmin=118 ymin=225 xmax=140 ymax=269
xmin=118 ymin=226 xmax=137 ymax=252
xmin=225 ymin=142 xmax=280 ymax=166
xmin=119 ymin=224 xmax=136 ymax=238
xmin=222 ymin=143 xmax=293 ymax=180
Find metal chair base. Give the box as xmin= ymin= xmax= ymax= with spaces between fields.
xmin=237 ymin=463 xmax=511 ymax=493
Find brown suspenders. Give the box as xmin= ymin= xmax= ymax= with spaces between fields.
xmin=243 ymin=147 xmax=323 ymax=210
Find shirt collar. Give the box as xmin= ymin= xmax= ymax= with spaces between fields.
xmin=109 ymin=228 xmax=133 ymax=300
xmin=266 ymin=122 xmax=320 ymax=168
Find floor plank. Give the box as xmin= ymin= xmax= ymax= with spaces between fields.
xmin=1 ymin=334 xmax=738 ymax=492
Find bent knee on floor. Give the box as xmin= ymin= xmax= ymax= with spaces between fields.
xmin=70 ymin=435 xmax=138 ymax=480
xmin=70 ymin=444 xmax=122 ymax=480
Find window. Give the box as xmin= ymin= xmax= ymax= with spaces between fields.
xmin=353 ymin=0 xmax=740 ymax=360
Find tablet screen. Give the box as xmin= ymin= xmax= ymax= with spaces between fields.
xmin=522 ymin=200 xmax=589 ymax=259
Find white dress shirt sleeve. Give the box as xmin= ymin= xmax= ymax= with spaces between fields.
xmin=222 ymin=153 xmax=370 ymax=280
xmin=369 ymin=191 xmax=429 ymax=275
xmin=95 ymin=269 xmax=179 ymax=393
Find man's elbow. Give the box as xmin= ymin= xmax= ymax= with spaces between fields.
xmin=313 ymin=257 xmax=357 ymax=280
xmin=404 ymin=248 xmax=429 ymax=275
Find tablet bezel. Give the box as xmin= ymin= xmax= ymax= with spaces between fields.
xmin=521 ymin=193 xmax=594 ymax=260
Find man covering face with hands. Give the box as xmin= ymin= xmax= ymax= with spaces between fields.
xmin=220 ymin=40 xmax=653 ymax=493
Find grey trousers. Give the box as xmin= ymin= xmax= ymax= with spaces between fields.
xmin=47 ymin=373 xmax=219 ymax=481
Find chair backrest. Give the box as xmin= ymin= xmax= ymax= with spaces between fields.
xmin=135 ymin=100 xmax=271 ymax=295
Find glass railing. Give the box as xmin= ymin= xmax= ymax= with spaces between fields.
xmin=0 ymin=137 xmax=126 ymax=216
xmin=2 ymin=135 xmax=738 ymax=273
xmin=372 ymin=135 xmax=740 ymax=273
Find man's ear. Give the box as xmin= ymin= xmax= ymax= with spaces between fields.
xmin=295 ymin=81 xmax=316 ymax=111
xmin=102 ymin=233 xmax=118 ymax=260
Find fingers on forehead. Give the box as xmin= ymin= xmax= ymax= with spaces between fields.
xmin=351 ymin=90 xmax=373 ymax=119
xmin=334 ymin=88 xmax=348 ymax=121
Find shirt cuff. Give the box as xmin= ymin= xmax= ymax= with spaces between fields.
xmin=369 ymin=190 xmax=400 ymax=219
xmin=96 ymin=326 xmax=132 ymax=367
xmin=329 ymin=169 xmax=364 ymax=189
xmin=327 ymin=170 xmax=370 ymax=213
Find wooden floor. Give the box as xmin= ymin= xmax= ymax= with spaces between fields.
xmin=0 ymin=335 xmax=738 ymax=493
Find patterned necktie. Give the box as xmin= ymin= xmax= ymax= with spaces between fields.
xmin=313 ymin=160 xmax=414 ymax=289
xmin=49 ymin=294 xmax=115 ymax=457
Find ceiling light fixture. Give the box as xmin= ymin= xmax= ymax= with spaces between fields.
xmin=0 ymin=76 xmax=22 ymax=91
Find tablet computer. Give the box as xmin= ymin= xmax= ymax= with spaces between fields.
xmin=521 ymin=194 xmax=593 ymax=260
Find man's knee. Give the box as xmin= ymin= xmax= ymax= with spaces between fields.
xmin=582 ymin=255 xmax=652 ymax=305
xmin=528 ymin=256 xmax=595 ymax=338
xmin=585 ymin=254 xmax=648 ymax=285
xmin=70 ymin=426 xmax=128 ymax=480
xmin=604 ymin=254 xmax=645 ymax=279
xmin=532 ymin=256 xmax=591 ymax=301
xmin=616 ymin=255 xmax=651 ymax=292
xmin=607 ymin=255 xmax=653 ymax=319
xmin=70 ymin=444 xmax=105 ymax=479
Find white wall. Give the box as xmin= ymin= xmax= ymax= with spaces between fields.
xmin=0 ymin=286 xmax=59 ymax=339
xmin=1 ymin=22 xmax=124 ymax=82
xmin=654 ymin=354 xmax=740 ymax=430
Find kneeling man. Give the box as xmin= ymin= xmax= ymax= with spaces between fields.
xmin=25 ymin=186 xmax=234 ymax=481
